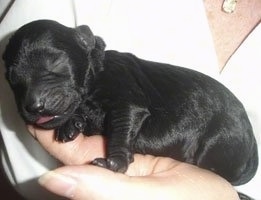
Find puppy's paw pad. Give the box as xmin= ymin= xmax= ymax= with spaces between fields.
xmin=55 ymin=124 xmax=80 ymax=142
xmin=92 ymin=157 xmax=128 ymax=173
xmin=54 ymin=115 xmax=87 ymax=142
xmin=74 ymin=121 xmax=85 ymax=131
xmin=107 ymin=157 xmax=128 ymax=173
xmin=92 ymin=158 xmax=108 ymax=168
xmin=55 ymin=130 xmax=78 ymax=142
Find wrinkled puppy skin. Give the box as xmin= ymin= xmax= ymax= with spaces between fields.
xmin=3 ymin=20 xmax=258 ymax=185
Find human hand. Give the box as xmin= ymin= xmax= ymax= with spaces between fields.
xmin=27 ymin=126 xmax=106 ymax=165
xmin=28 ymin=127 xmax=239 ymax=200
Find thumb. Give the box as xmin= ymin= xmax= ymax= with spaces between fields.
xmin=38 ymin=155 xmax=176 ymax=200
xmin=38 ymin=160 xmax=240 ymax=200
xmin=38 ymin=165 xmax=135 ymax=200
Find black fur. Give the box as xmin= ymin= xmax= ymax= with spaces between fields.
xmin=2 ymin=20 xmax=258 ymax=186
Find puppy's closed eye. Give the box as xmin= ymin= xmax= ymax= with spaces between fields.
xmin=7 ymin=67 xmax=27 ymax=86
xmin=45 ymin=53 xmax=71 ymax=74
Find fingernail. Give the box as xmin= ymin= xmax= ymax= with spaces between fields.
xmin=38 ymin=171 xmax=77 ymax=198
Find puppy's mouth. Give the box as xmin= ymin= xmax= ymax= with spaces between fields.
xmin=23 ymin=96 xmax=81 ymax=129
xmin=33 ymin=114 xmax=68 ymax=129
xmin=36 ymin=116 xmax=56 ymax=125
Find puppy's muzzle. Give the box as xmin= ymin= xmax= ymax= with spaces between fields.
xmin=25 ymin=95 xmax=57 ymax=125
xmin=25 ymin=97 xmax=45 ymax=114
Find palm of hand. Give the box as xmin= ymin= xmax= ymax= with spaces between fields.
xmin=28 ymin=126 xmax=239 ymax=200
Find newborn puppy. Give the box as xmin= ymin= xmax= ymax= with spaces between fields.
xmin=3 ymin=20 xmax=258 ymax=185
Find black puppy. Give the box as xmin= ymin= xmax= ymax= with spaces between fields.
xmin=3 ymin=20 xmax=258 ymax=185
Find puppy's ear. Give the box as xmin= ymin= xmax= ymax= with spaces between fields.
xmin=94 ymin=36 xmax=106 ymax=51
xmin=75 ymin=25 xmax=96 ymax=52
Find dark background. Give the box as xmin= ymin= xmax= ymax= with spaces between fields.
xmin=0 ymin=164 xmax=25 ymax=199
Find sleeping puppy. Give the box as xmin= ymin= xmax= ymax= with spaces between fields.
xmin=2 ymin=20 xmax=258 ymax=186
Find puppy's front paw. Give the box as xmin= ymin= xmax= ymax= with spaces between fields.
xmin=92 ymin=155 xmax=133 ymax=173
xmin=55 ymin=116 xmax=86 ymax=142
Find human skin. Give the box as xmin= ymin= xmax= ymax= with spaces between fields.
xmin=28 ymin=126 xmax=239 ymax=200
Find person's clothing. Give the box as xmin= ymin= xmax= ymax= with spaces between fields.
xmin=0 ymin=0 xmax=260 ymax=199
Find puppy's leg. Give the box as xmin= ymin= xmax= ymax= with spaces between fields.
xmin=55 ymin=102 xmax=104 ymax=142
xmin=92 ymin=105 xmax=150 ymax=172
xmin=55 ymin=114 xmax=86 ymax=142
xmin=195 ymin=114 xmax=258 ymax=185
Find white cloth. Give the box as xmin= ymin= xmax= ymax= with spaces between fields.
xmin=0 ymin=0 xmax=260 ymax=199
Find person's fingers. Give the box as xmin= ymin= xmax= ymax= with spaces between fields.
xmin=38 ymin=155 xmax=182 ymax=200
xmin=127 ymin=155 xmax=239 ymax=200
xmin=125 ymin=154 xmax=182 ymax=176
xmin=39 ymin=165 xmax=129 ymax=200
xmin=39 ymin=155 xmax=239 ymax=200
xmin=27 ymin=125 xmax=106 ymax=165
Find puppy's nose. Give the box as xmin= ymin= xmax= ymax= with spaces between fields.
xmin=26 ymin=99 xmax=45 ymax=113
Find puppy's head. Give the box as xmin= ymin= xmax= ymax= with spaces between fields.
xmin=2 ymin=20 xmax=105 ymax=129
